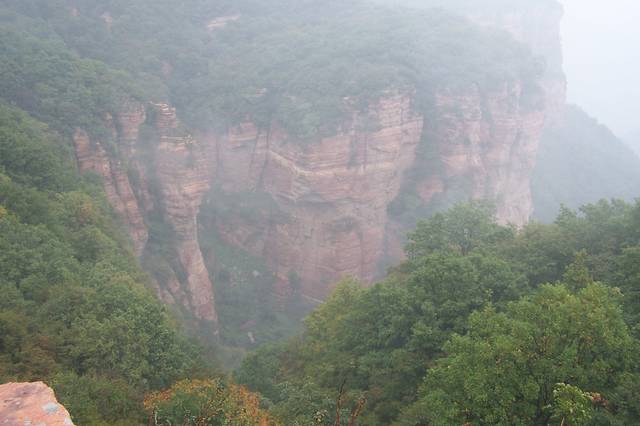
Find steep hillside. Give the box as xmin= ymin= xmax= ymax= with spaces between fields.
xmin=0 ymin=104 xmax=216 ymax=424
xmin=0 ymin=0 xmax=565 ymax=343
xmin=533 ymin=105 xmax=640 ymax=222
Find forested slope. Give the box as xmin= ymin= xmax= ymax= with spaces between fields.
xmin=236 ymin=201 xmax=640 ymax=425
xmin=1 ymin=0 xmax=539 ymax=138
xmin=0 ymin=103 xmax=220 ymax=423
xmin=0 ymin=102 xmax=281 ymax=425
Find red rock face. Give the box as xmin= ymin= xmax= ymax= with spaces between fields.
xmin=75 ymin=86 xmax=548 ymax=312
xmin=204 ymin=94 xmax=423 ymax=298
xmin=204 ymin=86 xmax=547 ymax=299
xmin=73 ymin=102 xmax=218 ymax=328
xmin=151 ymin=103 xmax=218 ymax=324
xmin=0 ymin=382 xmax=74 ymax=425
xmin=73 ymin=128 xmax=149 ymax=255
xmin=73 ymin=5 xmax=566 ymax=318
xmin=418 ymin=82 xmax=546 ymax=225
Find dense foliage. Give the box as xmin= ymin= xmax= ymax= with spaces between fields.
xmin=0 ymin=28 xmax=136 ymax=138
xmin=235 ymin=201 xmax=640 ymax=425
xmin=0 ymin=0 xmax=542 ymax=139
xmin=0 ymin=103 xmax=217 ymax=424
xmin=144 ymin=379 xmax=276 ymax=425
xmin=401 ymin=284 xmax=636 ymax=425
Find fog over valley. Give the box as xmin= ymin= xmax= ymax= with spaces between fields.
xmin=561 ymin=0 xmax=640 ymax=151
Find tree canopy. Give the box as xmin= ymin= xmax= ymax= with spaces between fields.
xmin=235 ymin=201 xmax=640 ymax=425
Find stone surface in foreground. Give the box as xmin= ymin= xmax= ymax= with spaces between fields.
xmin=0 ymin=382 xmax=74 ymax=426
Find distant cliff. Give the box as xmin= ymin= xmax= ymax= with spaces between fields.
xmin=74 ymin=102 xmax=219 ymax=331
xmin=61 ymin=1 xmax=569 ymax=337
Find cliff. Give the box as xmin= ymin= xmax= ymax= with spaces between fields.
xmin=408 ymin=82 xmax=545 ymax=224
xmin=199 ymin=84 xmax=547 ymax=298
xmin=70 ymin=1 xmax=566 ymax=332
xmin=203 ymin=93 xmax=423 ymax=298
xmin=464 ymin=0 xmax=567 ymax=118
xmin=150 ymin=103 xmax=218 ymax=325
xmin=0 ymin=382 xmax=75 ymax=425
xmin=74 ymin=103 xmax=218 ymax=329
xmin=75 ymin=84 xmax=545 ymax=310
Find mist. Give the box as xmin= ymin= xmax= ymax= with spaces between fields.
xmin=561 ymin=0 xmax=640 ymax=146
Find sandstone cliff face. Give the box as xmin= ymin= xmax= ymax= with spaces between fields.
xmin=73 ymin=127 xmax=148 ymax=256
xmin=0 ymin=382 xmax=74 ymax=425
xmin=151 ymin=103 xmax=218 ymax=324
xmin=204 ymin=94 xmax=423 ymax=298
xmin=74 ymin=102 xmax=218 ymax=327
xmin=415 ymin=82 xmax=546 ymax=225
xmin=75 ymin=80 xmax=550 ymax=309
xmin=199 ymin=83 xmax=545 ymax=299
xmin=74 ymin=3 xmax=565 ymax=318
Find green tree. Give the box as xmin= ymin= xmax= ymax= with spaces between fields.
xmin=406 ymin=201 xmax=514 ymax=258
xmin=400 ymin=284 xmax=636 ymax=425
xmin=144 ymin=379 xmax=277 ymax=426
xmin=550 ymin=383 xmax=595 ymax=426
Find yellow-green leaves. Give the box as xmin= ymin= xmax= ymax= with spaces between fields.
xmin=551 ymin=383 xmax=595 ymax=426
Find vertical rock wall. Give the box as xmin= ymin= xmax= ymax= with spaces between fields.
xmin=74 ymin=102 xmax=218 ymax=328
xmin=73 ymin=2 xmax=567 ymax=320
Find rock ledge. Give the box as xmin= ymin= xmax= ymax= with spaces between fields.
xmin=0 ymin=382 xmax=74 ymax=426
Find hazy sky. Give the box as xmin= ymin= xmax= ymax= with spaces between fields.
xmin=560 ymin=0 xmax=640 ymax=138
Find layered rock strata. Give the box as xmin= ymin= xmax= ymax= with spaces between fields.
xmin=74 ymin=3 xmax=567 ymax=317
xmin=75 ymin=85 xmax=549 ymax=313
xmin=204 ymin=94 xmax=423 ymax=298
xmin=74 ymin=103 xmax=218 ymax=326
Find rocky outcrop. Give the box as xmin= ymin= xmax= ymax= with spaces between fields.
xmin=151 ymin=103 xmax=218 ymax=324
xmin=415 ymin=82 xmax=546 ymax=225
xmin=0 ymin=382 xmax=74 ymax=425
xmin=73 ymin=102 xmax=218 ymax=327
